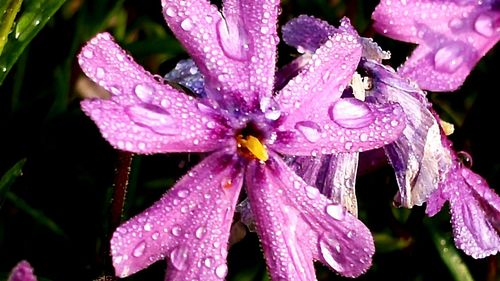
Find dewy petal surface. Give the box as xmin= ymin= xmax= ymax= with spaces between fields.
xmin=372 ymin=0 xmax=500 ymax=91
xmin=363 ymin=59 xmax=453 ymax=208
xmin=8 ymin=261 xmax=37 ymax=281
xmin=110 ymin=151 xmax=243 ymax=279
xmin=246 ymin=154 xmax=374 ymax=279
xmin=444 ymin=166 xmax=500 ymax=258
xmin=161 ymin=0 xmax=279 ymax=109
xmin=272 ymin=98 xmax=406 ymax=156
xmin=78 ymin=33 xmax=228 ymax=153
xmin=277 ymin=18 xmax=362 ymax=117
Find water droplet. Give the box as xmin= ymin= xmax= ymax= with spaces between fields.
xmin=152 ymin=232 xmax=160 ymax=240
xmin=83 ymin=50 xmax=94 ymax=58
xmin=329 ymin=99 xmax=374 ymax=129
xmin=294 ymin=121 xmax=322 ymax=143
xmin=96 ymin=67 xmax=105 ymax=79
xmin=359 ymin=133 xmax=368 ymax=142
xmin=260 ymin=26 xmax=269 ymax=34
xmin=326 ymin=204 xmax=345 ymax=220
xmin=132 ymin=240 xmax=146 ymax=257
xmin=221 ymin=178 xmax=232 ymax=189
xmin=170 ymin=245 xmax=189 ymax=270
xmin=319 ymin=237 xmax=344 ymax=273
xmin=1 ymin=66 xmax=6 ymax=72
xmin=203 ymin=257 xmax=214 ymax=267
xmin=144 ymin=223 xmax=152 ymax=231
xmin=216 ymin=17 xmax=250 ymax=61
xmin=457 ymin=151 xmax=473 ymax=168
xmin=166 ymin=7 xmax=176 ymax=17
xmin=305 ymin=185 xmax=319 ymax=199
xmin=177 ymin=189 xmax=190 ymax=198
xmin=474 ymin=13 xmax=495 ymax=37
xmin=215 ymin=264 xmax=228 ymax=278
xmin=448 ymin=18 xmax=464 ymax=30
xmin=134 ymin=84 xmax=155 ymax=102
xmin=181 ymin=18 xmax=194 ymax=31
xmin=125 ymin=104 xmax=179 ymax=135
xmin=195 ymin=226 xmax=207 ymax=239
xmin=206 ymin=121 xmax=216 ymax=129
xmin=433 ymin=44 xmax=464 ymax=73
xmin=172 ymin=225 xmax=182 ymax=236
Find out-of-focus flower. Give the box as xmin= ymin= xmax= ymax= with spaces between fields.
xmin=77 ymin=0 xmax=407 ymax=280
xmin=8 ymin=260 xmax=37 ymax=281
xmin=372 ymin=0 xmax=499 ymax=92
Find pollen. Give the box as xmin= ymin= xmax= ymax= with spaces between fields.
xmin=237 ymin=135 xmax=269 ymax=162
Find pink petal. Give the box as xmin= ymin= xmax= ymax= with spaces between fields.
xmin=222 ymin=0 xmax=280 ymax=100
xmin=272 ymin=99 xmax=406 ymax=156
xmin=110 ymin=151 xmax=243 ymax=279
xmin=281 ymin=15 xmax=334 ymax=52
xmin=78 ymin=33 xmax=228 ymax=153
xmin=276 ymin=18 xmax=362 ymax=119
xmin=161 ymin=0 xmax=279 ymax=108
xmin=444 ymin=166 xmax=500 ymax=258
xmin=372 ymin=0 xmax=500 ymax=91
xmin=8 ymin=261 xmax=37 ymax=281
xmin=246 ymin=154 xmax=374 ymax=278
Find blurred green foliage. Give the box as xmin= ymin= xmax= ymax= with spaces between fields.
xmin=0 ymin=0 xmax=498 ymax=280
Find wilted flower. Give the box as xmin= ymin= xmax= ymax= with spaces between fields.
xmin=8 ymin=260 xmax=37 ymax=281
xmin=78 ymin=0 xmax=406 ymax=280
xmin=372 ymin=0 xmax=500 ymax=91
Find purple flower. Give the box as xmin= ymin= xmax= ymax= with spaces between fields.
xmin=78 ymin=1 xmax=407 ymax=279
xmin=372 ymin=0 xmax=499 ymax=92
xmin=8 ymin=260 xmax=37 ymax=281
xmin=426 ymin=141 xmax=500 ymax=258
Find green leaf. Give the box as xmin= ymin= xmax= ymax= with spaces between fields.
xmin=0 ymin=0 xmax=23 ymax=56
xmin=426 ymin=220 xmax=475 ymax=281
xmin=374 ymin=232 xmax=412 ymax=253
xmin=0 ymin=158 xmax=26 ymax=208
xmin=0 ymin=0 xmax=67 ymax=85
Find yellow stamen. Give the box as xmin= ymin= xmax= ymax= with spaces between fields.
xmin=439 ymin=119 xmax=455 ymax=136
xmin=237 ymin=135 xmax=269 ymax=161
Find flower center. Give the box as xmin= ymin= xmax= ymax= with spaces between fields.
xmin=236 ymin=135 xmax=269 ymax=161
xmin=235 ymin=122 xmax=269 ymax=162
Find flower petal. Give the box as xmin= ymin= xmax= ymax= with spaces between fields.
xmin=110 ymin=151 xmax=243 ymax=279
xmin=281 ymin=15 xmax=334 ymax=52
xmin=362 ymin=59 xmax=453 ymax=208
xmin=164 ymin=59 xmax=206 ymax=97
xmin=272 ymin=98 xmax=406 ymax=156
xmin=246 ymin=155 xmax=374 ymax=278
xmin=276 ymin=18 xmax=362 ymax=118
xmin=372 ymin=0 xmax=500 ymax=91
xmin=222 ymin=0 xmax=280 ymax=101
xmin=78 ymin=33 xmax=228 ymax=153
xmin=8 ymin=261 xmax=37 ymax=281
xmin=286 ymin=153 xmax=359 ymax=216
xmin=445 ymin=167 xmax=500 ymax=258
xmin=161 ymin=0 xmax=279 ymax=109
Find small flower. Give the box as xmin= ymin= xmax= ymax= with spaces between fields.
xmin=372 ymin=0 xmax=499 ymax=91
xmin=78 ymin=0 xmax=406 ymax=280
xmin=8 ymin=260 xmax=37 ymax=281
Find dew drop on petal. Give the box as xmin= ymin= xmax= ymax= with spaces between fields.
xmin=203 ymin=256 xmax=214 ymax=268
xmin=170 ymin=245 xmax=189 ymax=270
xmin=195 ymin=226 xmax=207 ymax=239
xmin=143 ymin=222 xmax=152 ymax=231
xmin=132 ymin=240 xmax=146 ymax=257
xmin=215 ymin=263 xmax=228 ymax=278
xmin=433 ymin=43 xmax=464 ymax=73
xmin=172 ymin=225 xmax=182 ymax=236
xmin=305 ymin=185 xmax=319 ymax=199
xmin=474 ymin=13 xmax=495 ymax=37
xmin=216 ymin=18 xmax=249 ymax=61
xmin=326 ymin=204 xmax=345 ymax=220
xmin=294 ymin=121 xmax=322 ymax=143
xmin=177 ymin=189 xmax=190 ymax=198
xmin=83 ymin=50 xmax=94 ymax=58
xmin=134 ymin=84 xmax=155 ymax=102
xmin=152 ymin=231 xmax=160 ymax=240
xmin=329 ymin=99 xmax=374 ymax=129
xmin=126 ymin=104 xmax=179 ymax=135
xmin=319 ymin=236 xmax=344 ymax=273
xmin=165 ymin=6 xmax=176 ymax=17
xmin=448 ymin=18 xmax=464 ymax=30
xmin=181 ymin=18 xmax=194 ymax=31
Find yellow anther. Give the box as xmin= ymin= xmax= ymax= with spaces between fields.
xmin=439 ymin=119 xmax=455 ymax=136
xmin=237 ymin=135 xmax=269 ymax=161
